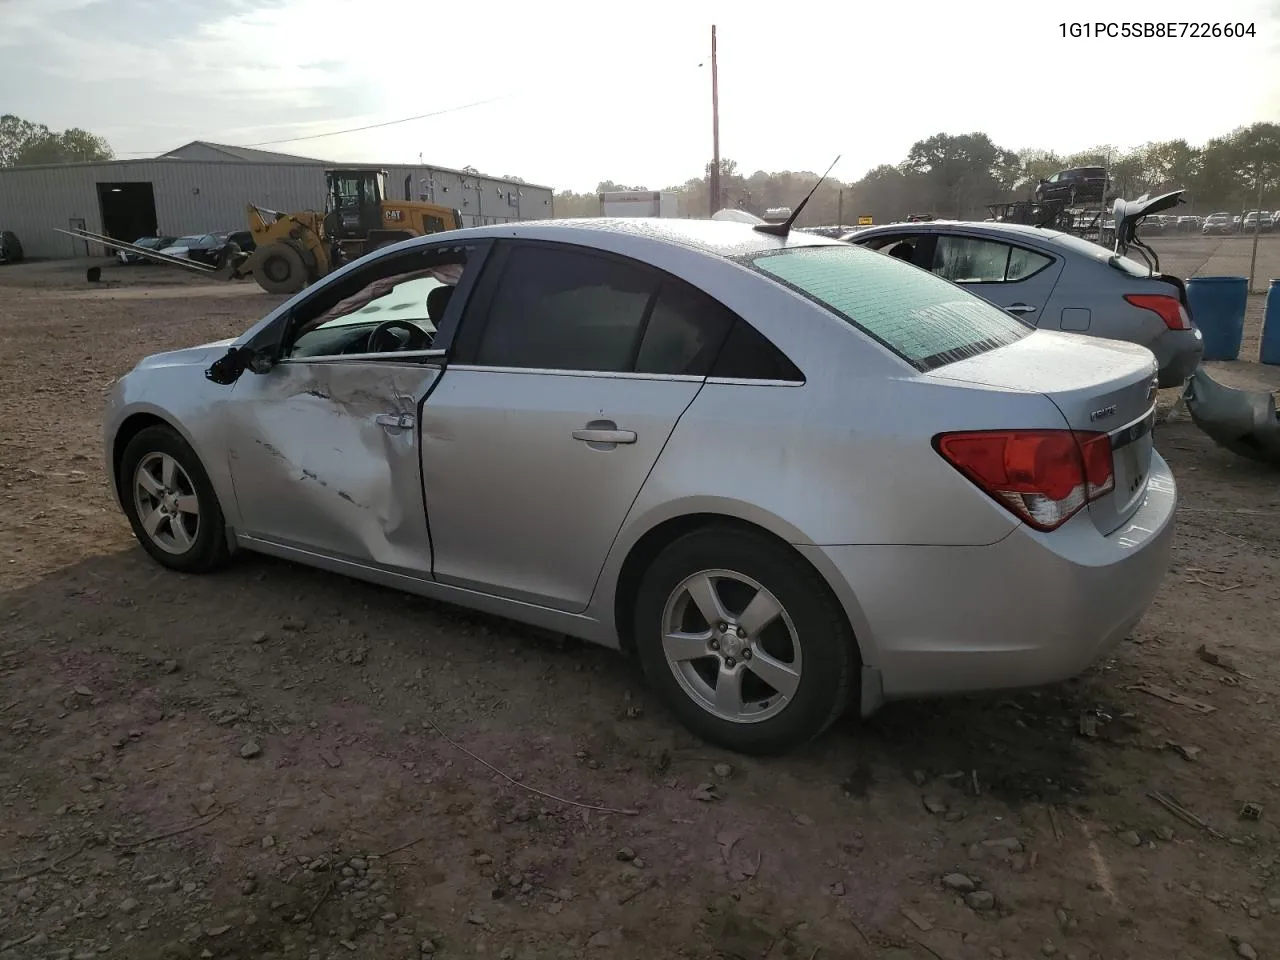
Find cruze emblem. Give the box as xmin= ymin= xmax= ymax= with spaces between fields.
xmin=1089 ymin=404 xmax=1117 ymax=422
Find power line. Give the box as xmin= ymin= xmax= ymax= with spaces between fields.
xmin=240 ymin=95 xmax=511 ymax=146
xmin=117 ymin=94 xmax=510 ymax=156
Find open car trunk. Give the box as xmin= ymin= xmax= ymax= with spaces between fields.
xmin=932 ymin=333 xmax=1160 ymax=535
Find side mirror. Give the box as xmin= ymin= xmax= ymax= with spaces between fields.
xmin=205 ymin=346 xmax=275 ymax=385
xmin=206 ymin=347 xmax=251 ymax=385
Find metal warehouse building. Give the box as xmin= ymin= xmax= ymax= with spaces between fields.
xmin=0 ymin=141 xmax=556 ymax=260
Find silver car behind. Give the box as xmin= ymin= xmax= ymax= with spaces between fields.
xmin=846 ymin=220 xmax=1204 ymax=387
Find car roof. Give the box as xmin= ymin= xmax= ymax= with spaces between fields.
xmin=438 ymin=217 xmax=846 ymax=260
xmin=852 ymin=220 xmax=1066 ymax=244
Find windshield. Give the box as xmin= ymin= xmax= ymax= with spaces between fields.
xmin=747 ymin=245 xmax=1032 ymax=371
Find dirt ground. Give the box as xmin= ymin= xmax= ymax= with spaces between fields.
xmin=1 ymin=237 xmax=1279 ymax=960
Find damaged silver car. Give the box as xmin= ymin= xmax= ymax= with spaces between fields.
xmin=103 ymin=219 xmax=1177 ymax=754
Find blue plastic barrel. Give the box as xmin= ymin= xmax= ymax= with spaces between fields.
xmin=1185 ymin=276 xmax=1248 ymax=361
xmin=1261 ymin=279 xmax=1280 ymax=365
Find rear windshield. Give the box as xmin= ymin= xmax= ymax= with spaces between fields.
xmin=747 ymin=245 xmax=1032 ymax=371
xmin=1042 ymin=231 xmax=1152 ymax=278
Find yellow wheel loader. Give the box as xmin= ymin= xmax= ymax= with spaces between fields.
xmin=55 ymin=168 xmax=463 ymax=295
xmin=242 ymin=168 xmax=463 ymax=294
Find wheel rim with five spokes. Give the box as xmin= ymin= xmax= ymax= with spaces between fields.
xmin=133 ymin=453 xmax=200 ymax=555
xmin=661 ymin=568 xmax=802 ymax=724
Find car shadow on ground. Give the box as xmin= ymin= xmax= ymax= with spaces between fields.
xmin=2 ymin=540 xmax=1107 ymax=814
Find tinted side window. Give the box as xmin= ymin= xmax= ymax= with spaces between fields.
xmin=710 ymin=320 xmax=804 ymax=382
xmin=1006 ymin=245 xmax=1052 ymax=281
xmin=932 ymin=236 xmax=1011 ymax=282
xmin=860 ymin=234 xmax=924 ymax=266
xmin=633 ymin=282 xmax=736 ymax=376
xmin=474 ymin=245 xmax=657 ymax=372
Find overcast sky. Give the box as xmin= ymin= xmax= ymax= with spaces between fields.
xmin=3 ymin=0 xmax=1278 ymax=192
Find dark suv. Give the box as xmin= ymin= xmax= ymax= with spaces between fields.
xmin=1034 ymin=166 xmax=1109 ymax=204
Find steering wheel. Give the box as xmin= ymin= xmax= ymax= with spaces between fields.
xmin=367 ymin=319 xmax=431 ymax=353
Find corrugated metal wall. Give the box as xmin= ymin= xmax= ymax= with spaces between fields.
xmin=382 ymin=166 xmax=554 ymax=226
xmin=0 ymin=160 xmax=555 ymax=259
xmin=0 ymin=164 xmax=104 ymax=259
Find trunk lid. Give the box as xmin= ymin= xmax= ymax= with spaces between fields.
xmin=930 ymin=331 xmax=1160 ymax=534
xmin=1113 ymin=189 xmax=1185 ymax=260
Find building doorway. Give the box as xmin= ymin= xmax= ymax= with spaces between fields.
xmin=96 ymin=182 xmax=158 ymax=243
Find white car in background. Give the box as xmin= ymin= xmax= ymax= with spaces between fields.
xmin=160 ymin=234 xmax=220 ymax=263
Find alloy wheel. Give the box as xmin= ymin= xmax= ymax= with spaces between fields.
xmin=660 ymin=568 xmax=802 ymax=724
xmin=132 ymin=452 xmax=201 ymax=555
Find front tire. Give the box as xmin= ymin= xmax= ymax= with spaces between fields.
xmin=251 ymin=242 xmax=307 ymax=294
xmin=119 ymin=425 xmax=230 ymax=573
xmin=633 ymin=525 xmax=859 ymax=755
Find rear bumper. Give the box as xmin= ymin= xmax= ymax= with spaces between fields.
xmin=1150 ymin=328 xmax=1204 ymax=387
xmin=801 ymin=451 xmax=1176 ymax=704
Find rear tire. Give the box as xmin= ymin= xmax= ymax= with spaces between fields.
xmin=632 ymin=525 xmax=859 ymax=755
xmin=252 ymin=242 xmax=307 ymax=294
xmin=119 ymin=425 xmax=231 ymax=574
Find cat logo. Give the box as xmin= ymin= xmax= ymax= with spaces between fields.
xmin=385 ymin=210 xmax=404 ymax=222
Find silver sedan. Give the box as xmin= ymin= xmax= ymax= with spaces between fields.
xmin=103 ymin=219 xmax=1177 ymax=754
xmin=845 ymin=220 xmax=1204 ymax=387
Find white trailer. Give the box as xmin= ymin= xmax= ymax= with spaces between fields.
xmin=599 ymin=190 xmax=679 ymax=218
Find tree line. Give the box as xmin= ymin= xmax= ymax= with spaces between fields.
xmin=556 ymin=122 xmax=1280 ymax=225
xmin=0 ymin=115 xmax=113 ymax=167
xmin=4 ymin=112 xmax=1276 ymax=227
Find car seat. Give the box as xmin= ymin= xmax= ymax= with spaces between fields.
xmin=426 ymin=284 xmax=453 ymax=324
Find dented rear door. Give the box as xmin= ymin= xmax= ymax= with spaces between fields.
xmin=225 ymin=356 xmax=441 ymax=574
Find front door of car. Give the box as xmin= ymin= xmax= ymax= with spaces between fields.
xmin=420 ymin=240 xmax=736 ymax=613
xmin=223 ymin=242 xmax=484 ymax=574
xmin=927 ymin=233 xmax=1064 ymax=326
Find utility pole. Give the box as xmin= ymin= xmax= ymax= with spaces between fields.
xmin=838 ymin=189 xmax=844 ymax=229
xmin=709 ymin=25 xmax=721 ymax=217
xmin=1248 ymin=165 xmax=1264 ymax=293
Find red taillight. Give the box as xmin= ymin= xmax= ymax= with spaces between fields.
xmin=934 ymin=430 xmax=1115 ymax=531
xmin=1125 ymin=293 xmax=1191 ymax=330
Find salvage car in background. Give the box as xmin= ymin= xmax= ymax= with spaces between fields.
xmin=1035 ymin=166 xmax=1109 ymax=204
xmin=103 ymin=219 xmax=1176 ymax=754
xmin=118 ymin=236 xmax=177 ymax=265
xmin=160 ymin=233 xmax=249 ymax=267
xmin=847 ymin=205 xmax=1203 ymax=387
xmin=1202 ymin=212 xmax=1235 ymax=235
xmin=217 ymin=230 xmax=256 ymax=253
xmin=160 ymin=234 xmax=220 ymax=264
xmin=1242 ymin=210 xmax=1274 ymax=233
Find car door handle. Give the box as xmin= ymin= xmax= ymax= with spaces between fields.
xmin=572 ymin=425 xmax=637 ymax=445
xmin=1006 ymin=303 xmax=1037 ymax=314
xmin=374 ymin=413 xmax=415 ymax=430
